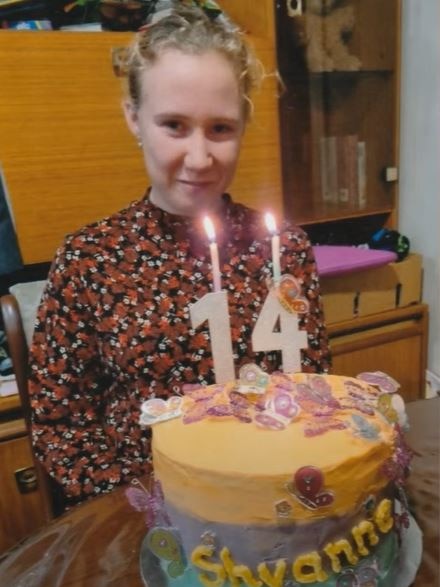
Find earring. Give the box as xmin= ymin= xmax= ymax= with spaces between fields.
xmin=136 ymin=136 xmax=143 ymax=148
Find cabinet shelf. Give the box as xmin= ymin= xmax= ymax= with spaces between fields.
xmin=298 ymin=205 xmax=395 ymax=227
xmin=282 ymin=69 xmax=395 ymax=84
xmin=276 ymin=0 xmax=400 ymax=237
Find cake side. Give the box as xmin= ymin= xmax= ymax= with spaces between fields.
xmin=153 ymin=373 xmax=396 ymax=524
xmin=160 ymin=489 xmax=399 ymax=584
xmin=154 ymin=419 xmax=395 ymax=525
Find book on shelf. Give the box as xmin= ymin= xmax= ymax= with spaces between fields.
xmin=59 ymin=22 xmax=102 ymax=31
xmin=319 ymin=135 xmax=338 ymax=204
xmin=357 ymin=141 xmax=367 ymax=208
xmin=318 ymin=135 xmax=367 ymax=209
xmin=336 ymin=134 xmax=359 ymax=206
xmin=301 ymin=133 xmax=321 ymax=204
xmin=1 ymin=19 xmax=52 ymax=29
xmin=308 ymin=91 xmax=327 ymax=205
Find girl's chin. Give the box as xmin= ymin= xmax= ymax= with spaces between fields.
xmin=175 ymin=188 xmax=224 ymax=215
xmin=150 ymin=186 xmax=224 ymax=216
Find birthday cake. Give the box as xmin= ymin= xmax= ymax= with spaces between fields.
xmin=134 ymin=368 xmax=416 ymax=587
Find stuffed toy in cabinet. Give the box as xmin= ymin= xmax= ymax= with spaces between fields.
xmin=292 ymin=0 xmax=362 ymax=72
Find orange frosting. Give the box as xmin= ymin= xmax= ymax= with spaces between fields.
xmin=152 ymin=374 xmax=396 ymax=525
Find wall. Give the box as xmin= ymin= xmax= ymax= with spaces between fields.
xmin=400 ymin=0 xmax=440 ymax=389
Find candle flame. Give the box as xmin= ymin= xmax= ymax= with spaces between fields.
xmin=264 ymin=212 xmax=277 ymax=235
xmin=203 ymin=216 xmax=216 ymax=242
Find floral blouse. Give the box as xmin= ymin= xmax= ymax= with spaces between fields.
xmin=29 ymin=193 xmax=331 ymax=508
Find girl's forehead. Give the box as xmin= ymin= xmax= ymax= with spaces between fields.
xmin=141 ymin=48 xmax=238 ymax=85
xmin=138 ymin=50 xmax=243 ymax=114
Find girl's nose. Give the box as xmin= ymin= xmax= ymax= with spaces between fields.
xmin=184 ymin=132 xmax=213 ymax=170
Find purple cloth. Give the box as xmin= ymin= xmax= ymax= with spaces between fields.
xmin=313 ymin=245 xmax=397 ymax=277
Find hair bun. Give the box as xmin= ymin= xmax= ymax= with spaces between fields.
xmin=147 ymin=0 xmax=224 ymax=27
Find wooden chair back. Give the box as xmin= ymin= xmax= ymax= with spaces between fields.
xmin=1 ymin=292 xmax=65 ymax=517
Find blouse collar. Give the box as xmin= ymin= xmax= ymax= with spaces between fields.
xmin=141 ymin=192 xmax=263 ymax=259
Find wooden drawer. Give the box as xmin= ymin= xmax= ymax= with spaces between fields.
xmin=329 ymin=303 xmax=428 ymax=402
xmin=0 ymin=428 xmax=48 ymax=553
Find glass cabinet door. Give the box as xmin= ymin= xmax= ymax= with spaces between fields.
xmin=276 ymin=0 xmax=400 ymax=227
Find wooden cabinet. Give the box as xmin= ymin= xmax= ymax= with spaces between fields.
xmin=329 ymin=304 xmax=428 ymax=401
xmin=221 ymin=0 xmax=401 ymax=228
xmin=275 ymin=0 xmax=401 ymax=231
xmin=0 ymin=405 xmax=48 ymax=554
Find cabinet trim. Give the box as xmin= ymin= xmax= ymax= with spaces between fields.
xmin=327 ymin=303 xmax=428 ymax=339
xmin=330 ymin=323 xmax=423 ymax=357
xmin=0 ymin=418 xmax=26 ymax=441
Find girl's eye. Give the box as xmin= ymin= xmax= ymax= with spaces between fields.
xmin=212 ymin=123 xmax=233 ymax=134
xmin=162 ymin=120 xmax=184 ymax=133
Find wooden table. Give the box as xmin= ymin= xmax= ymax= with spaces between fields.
xmin=0 ymin=398 xmax=438 ymax=586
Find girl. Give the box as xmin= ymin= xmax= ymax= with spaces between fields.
xmin=29 ymin=2 xmax=330 ymax=509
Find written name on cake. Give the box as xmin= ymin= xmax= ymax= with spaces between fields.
xmin=190 ymin=498 xmax=394 ymax=586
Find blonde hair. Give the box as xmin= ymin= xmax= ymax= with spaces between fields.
xmin=120 ymin=5 xmax=263 ymax=121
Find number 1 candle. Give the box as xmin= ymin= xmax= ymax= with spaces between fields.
xmin=264 ymin=212 xmax=281 ymax=284
xmin=190 ymin=291 xmax=235 ymax=384
xmin=189 ymin=214 xmax=235 ymax=384
xmin=203 ymin=216 xmax=221 ymax=293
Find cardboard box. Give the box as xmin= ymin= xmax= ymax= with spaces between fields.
xmin=320 ymin=253 xmax=423 ymax=324
xmin=320 ymin=275 xmax=360 ymax=323
xmin=394 ymin=253 xmax=423 ymax=307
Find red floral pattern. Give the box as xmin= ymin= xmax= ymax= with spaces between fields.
xmin=29 ymin=193 xmax=330 ymax=507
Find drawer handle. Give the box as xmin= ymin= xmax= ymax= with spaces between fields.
xmin=15 ymin=467 xmax=38 ymax=494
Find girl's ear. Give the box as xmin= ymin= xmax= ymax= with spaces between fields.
xmin=122 ymin=99 xmax=140 ymax=138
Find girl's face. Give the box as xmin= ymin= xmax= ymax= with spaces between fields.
xmin=123 ymin=49 xmax=245 ymax=217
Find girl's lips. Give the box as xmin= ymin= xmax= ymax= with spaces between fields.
xmin=179 ymin=180 xmax=214 ymax=187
